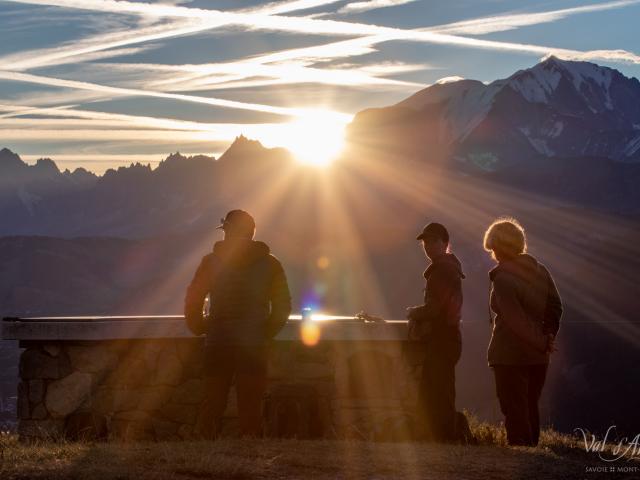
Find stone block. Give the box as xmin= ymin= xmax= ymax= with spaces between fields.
xmin=294 ymin=362 xmax=334 ymax=380
xmin=264 ymin=383 xmax=326 ymax=438
xmin=175 ymin=339 xmax=204 ymax=375
xmin=114 ymin=410 xmax=151 ymax=422
xmin=154 ymin=349 xmax=184 ymax=386
xmin=105 ymin=358 xmax=149 ymax=387
xmin=152 ymin=418 xmax=180 ymax=440
xmin=170 ymin=379 xmax=205 ymax=405
xmin=293 ymin=342 xmax=332 ymax=363
xmin=45 ymin=371 xmax=92 ymax=418
xmin=268 ymin=351 xmax=295 ymax=380
xmin=28 ymin=379 xmax=45 ymax=404
xmin=105 ymin=340 xmax=132 ymax=356
xmin=93 ymin=386 xmax=140 ymax=413
xmin=127 ymin=341 xmax=163 ymax=372
xmin=158 ymin=402 xmax=198 ymax=425
xmin=31 ymin=403 xmax=48 ymax=420
xmin=67 ymin=344 xmax=118 ymax=374
xmin=65 ymin=411 xmax=108 ymax=440
xmin=77 ymin=394 xmax=93 ymax=412
xmin=17 ymin=381 xmax=30 ymax=419
xmin=43 ymin=343 xmax=61 ymax=357
xmin=19 ymin=348 xmax=72 ymax=380
xmin=137 ymin=386 xmax=174 ymax=412
xmin=177 ymin=423 xmax=194 ymax=439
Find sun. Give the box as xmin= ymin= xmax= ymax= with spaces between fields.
xmin=283 ymin=111 xmax=350 ymax=167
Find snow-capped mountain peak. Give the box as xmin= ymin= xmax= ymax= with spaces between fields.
xmin=505 ymin=57 xmax=563 ymax=104
xmin=506 ymin=56 xmax=617 ymax=110
xmin=351 ymin=57 xmax=640 ymax=164
xmin=394 ymin=57 xmax=626 ymax=144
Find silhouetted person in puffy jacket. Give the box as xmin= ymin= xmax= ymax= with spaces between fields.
xmin=184 ymin=210 xmax=291 ymax=437
xmin=407 ymin=222 xmax=465 ymax=442
xmin=484 ymin=217 xmax=562 ymax=447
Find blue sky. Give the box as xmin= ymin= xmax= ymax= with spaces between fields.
xmin=1 ymin=0 xmax=640 ymax=172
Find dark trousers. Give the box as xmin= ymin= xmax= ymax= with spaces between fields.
xmin=492 ymin=364 xmax=548 ymax=446
xmin=418 ymin=336 xmax=461 ymax=442
xmin=196 ymin=345 xmax=268 ymax=438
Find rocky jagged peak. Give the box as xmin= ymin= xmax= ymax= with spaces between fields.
xmin=33 ymin=157 xmax=60 ymax=175
xmin=165 ymin=151 xmax=188 ymax=163
xmin=67 ymin=167 xmax=97 ymax=185
xmin=506 ymin=56 xmax=624 ymax=108
xmin=155 ymin=152 xmax=215 ymax=175
xmin=231 ymin=134 xmax=264 ymax=150
xmin=218 ymin=135 xmax=267 ymax=162
xmin=0 ymin=147 xmax=25 ymax=170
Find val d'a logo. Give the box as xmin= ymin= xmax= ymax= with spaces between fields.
xmin=575 ymin=426 xmax=640 ymax=462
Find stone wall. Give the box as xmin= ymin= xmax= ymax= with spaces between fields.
xmin=16 ymin=334 xmax=422 ymax=441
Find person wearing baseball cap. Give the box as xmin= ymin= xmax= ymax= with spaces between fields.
xmin=185 ymin=209 xmax=291 ymax=438
xmin=407 ymin=222 xmax=466 ymax=443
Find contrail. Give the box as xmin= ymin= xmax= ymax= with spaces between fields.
xmin=0 ymin=0 xmax=347 ymax=71
xmin=338 ymin=0 xmax=419 ymax=15
xmin=4 ymin=0 xmax=639 ymax=63
xmin=0 ymin=69 xmax=352 ymax=121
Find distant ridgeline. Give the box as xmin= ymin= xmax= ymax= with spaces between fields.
xmin=1 ymin=57 xmax=640 ymax=434
xmin=1 ymin=59 xmax=640 ymax=239
xmin=0 ymin=136 xmax=293 ymax=238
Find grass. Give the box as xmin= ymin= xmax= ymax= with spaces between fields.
xmin=0 ymin=419 xmax=635 ymax=480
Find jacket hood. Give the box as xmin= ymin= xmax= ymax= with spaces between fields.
xmin=489 ymin=253 xmax=540 ymax=282
xmin=212 ymin=239 xmax=270 ymax=266
xmin=424 ymin=252 xmax=466 ymax=279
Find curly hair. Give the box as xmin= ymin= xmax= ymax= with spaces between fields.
xmin=483 ymin=217 xmax=527 ymax=260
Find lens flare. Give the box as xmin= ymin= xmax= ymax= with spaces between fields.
xmin=300 ymin=320 xmax=321 ymax=347
xmin=316 ymin=255 xmax=330 ymax=269
xmin=278 ymin=110 xmax=349 ymax=167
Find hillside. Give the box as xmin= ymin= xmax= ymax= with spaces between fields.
xmin=0 ymin=424 xmax=630 ymax=480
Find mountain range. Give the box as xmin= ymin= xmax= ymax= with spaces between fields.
xmin=351 ymin=56 xmax=640 ymax=162
xmin=1 ymin=57 xmax=640 ymax=239
xmin=348 ymin=56 xmax=640 ymax=212
xmin=1 ymin=57 xmax=640 ymax=433
xmin=0 ymin=136 xmax=294 ymax=237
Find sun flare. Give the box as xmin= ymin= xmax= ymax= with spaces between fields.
xmin=285 ymin=114 xmax=346 ymax=166
xmin=281 ymin=111 xmax=351 ymax=167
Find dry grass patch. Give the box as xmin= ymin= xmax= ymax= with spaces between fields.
xmin=0 ymin=425 xmax=623 ymax=480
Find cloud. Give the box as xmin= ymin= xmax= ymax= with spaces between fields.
xmin=0 ymin=102 xmax=350 ymax=173
xmin=98 ymin=60 xmax=428 ymax=92
xmin=3 ymin=0 xmax=639 ymax=170
xmin=2 ymin=46 xmax=153 ymax=70
xmin=6 ymin=0 xmax=639 ymax=66
xmin=0 ymin=69 xmax=352 ymax=122
xmin=338 ymin=0 xmax=419 ymax=15
xmin=435 ymin=76 xmax=465 ymax=84
xmin=241 ymin=0 xmax=344 ymax=15
xmin=427 ymin=0 xmax=640 ymax=35
xmin=0 ymin=18 xmax=211 ymax=71
xmin=0 ymin=1 xmax=348 ymax=72
xmin=2 ymin=0 xmax=638 ymax=132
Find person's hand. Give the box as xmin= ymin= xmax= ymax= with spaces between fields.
xmin=406 ymin=306 xmax=419 ymax=320
xmin=545 ymin=334 xmax=557 ymax=354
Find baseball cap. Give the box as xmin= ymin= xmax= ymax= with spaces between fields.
xmin=416 ymin=222 xmax=449 ymax=243
xmin=216 ymin=209 xmax=256 ymax=233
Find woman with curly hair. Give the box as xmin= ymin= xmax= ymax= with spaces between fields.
xmin=484 ymin=218 xmax=563 ymax=446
